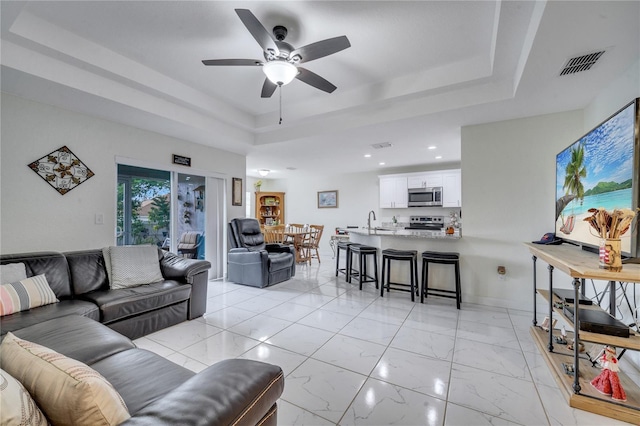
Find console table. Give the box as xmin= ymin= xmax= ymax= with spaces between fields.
xmin=526 ymin=243 xmax=640 ymax=423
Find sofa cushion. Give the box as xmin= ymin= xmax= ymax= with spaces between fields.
xmin=0 ymin=252 xmax=73 ymax=298
xmin=12 ymin=315 xmax=135 ymax=365
xmin=80 ymin=281 xmax=191 ymax=323
xmin=0 ymin=367 xmax=48 ymax=426
xmin=0 ymin=299 xmax=99 ymax=337
xmin=1 ymin=274 xmax=59 ymax=316
xmin=122 ymin=359 xmax=285 ymax=426
xmin=65 ymin=249 xmax=111 ymax=295
xmin=0 ymin=332 xmax=131 ymax=426
xmin=108 ymin=246 xmax=164 ymax=289
xmin=91 ymin=348 xmax=194 ymax=415
xmin=0 ymin=262 xmax=27 ymax=283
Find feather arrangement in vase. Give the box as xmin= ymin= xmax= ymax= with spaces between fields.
xmin=583 ymin=208 xmax=636 ymax=239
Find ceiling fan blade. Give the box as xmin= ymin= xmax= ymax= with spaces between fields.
xmin=202 ymin=59 xmax=262 ymax=66
xmin=261 ymin=78 xmax=277 ymax=98
xmin=295 ymin=67 xmax=337 ymax=93
xmin=290 ymin=36 xmax=351 ymax=64
xmin=235 ymin=9 xmax=280 ymax=56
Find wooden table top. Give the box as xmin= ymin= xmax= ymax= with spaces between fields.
xmin=525 ymin=242 xmax=640 ymax=282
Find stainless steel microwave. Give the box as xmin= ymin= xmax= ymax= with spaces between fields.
xmin=408 ymin=187 xmax=442 ymax=207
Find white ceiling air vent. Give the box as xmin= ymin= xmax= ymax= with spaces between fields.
xmin=371 ymin=142 xmax=393 ymax=149
xmin=559 ymin=51 xmax=605 ymax=76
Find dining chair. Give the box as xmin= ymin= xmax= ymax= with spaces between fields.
xmin=263 ymin=224 xmax=286 ymax=244
xmin=294 ymin=230 xmax=312 ymax=264
xmin=285 ymin=223 xmax=306 ymax=244
xmin=304 ymin=225 xmax=324 ymax=263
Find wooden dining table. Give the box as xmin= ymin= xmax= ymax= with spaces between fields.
xmin=284 ymin=230 xmax=313 ymax=264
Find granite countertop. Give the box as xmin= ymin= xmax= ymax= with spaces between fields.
xmin=342 ymin=227 xmax=462 ymax=239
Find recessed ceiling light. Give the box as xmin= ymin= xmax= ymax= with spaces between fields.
xmin=435 ymin=156 xmax=443 ymax=159
xmin=364 ymin=154 xmax=371 ymax=158
xmin=379 ymin=162 xmax=385 ymax=166
xmin=428 ymin=146 xmax=437 ymax=150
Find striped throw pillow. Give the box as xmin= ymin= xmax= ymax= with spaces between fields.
xmin=1 ymin=333 xmax=130 ymax=426
xmin=0 ymin=368 xmax=48 ymax=426
xmin=0 ymin=274 xmax=58 ymax=316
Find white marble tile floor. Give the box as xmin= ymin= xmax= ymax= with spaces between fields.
xmin=135 ymin=260 xmax=634 ymax=425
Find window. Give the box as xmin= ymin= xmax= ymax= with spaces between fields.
xmin=117 ymin=165 xmax=170 ymax=246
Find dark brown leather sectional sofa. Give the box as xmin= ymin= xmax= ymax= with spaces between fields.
xmin=1 ymin=249 xmax=285 ymax=425
xmin=0 ymin=248 xmax=210 ymax=339
xmin=10 ymin=315 xmax=284 ymax=425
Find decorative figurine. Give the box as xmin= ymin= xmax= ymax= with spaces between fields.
xmin=591 ymin=346 xmax=627 ymax=402
xmin=554 ymin=325 xmax=567 ymax=344
xmin=540 ymin=316 xmax=557 ymax=332
xmin=567 ymin=339 xmax=584 ymax=352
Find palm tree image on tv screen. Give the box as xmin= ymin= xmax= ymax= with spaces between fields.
xmin=555 ymin=99 xmax=637 ymax=255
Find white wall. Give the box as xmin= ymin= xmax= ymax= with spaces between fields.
xmin=262 ymin=172 xmax=380 ymax=257
xmin=0 ymin=93 xmax=246 ymax=253
xmin=461 ymin=110 xmax=584 ymax=308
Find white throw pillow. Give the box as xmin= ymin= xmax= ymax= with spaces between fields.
xmin=0 ymin=262 xmax=27 ymax=284
xmin=0 ymin=368 xmax=48 ymax=426
xmin=108 ymin=245 xmax=163 ymax=289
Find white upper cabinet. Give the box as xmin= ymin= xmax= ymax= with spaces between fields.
xmin=442 ymin=169 xmax=462 ymax=207
xmin=379 ymin=176 xmax=408 ymax=208
xmin=407 ymin=173 xmax=442 ymax=189
xmin=381 ymin=169 xmax=461 ymax=208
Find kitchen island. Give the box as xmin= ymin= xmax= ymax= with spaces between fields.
xmin=342 ymin=227 xmax=462 ymax=294
xmin=345 ymin=227 xmax=461 ymax=240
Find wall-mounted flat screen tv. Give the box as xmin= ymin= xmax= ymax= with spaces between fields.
xmin=555 ymin=98 xmax=639 ymax=257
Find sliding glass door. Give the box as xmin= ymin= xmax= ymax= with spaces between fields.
xmin=176 ymin=173 xmax=206 ymax=259
xmin=116 ymin=165 xmax=171 ymax=247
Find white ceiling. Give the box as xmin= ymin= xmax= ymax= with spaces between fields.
xmin=1 ymin=1 xmax=638 ymax=178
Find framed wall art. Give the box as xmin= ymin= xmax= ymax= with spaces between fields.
xmin=232 ymin=177 xmax=243 ymax=206
xmin=28 ymin=145 xmax=94 ymax=195
xmin=318 ymin=190 xmax=338 ymax=208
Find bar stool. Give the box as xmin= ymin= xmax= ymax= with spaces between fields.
xmin=347 ymin=245 xmax=379 ymax=290
xmin=335 ymin=242 xmax=361 ymax=278
xmin=381 ymin=249 xmax=418 ymax=301
xmin=421 ymin=251 xmax=461 ymax=309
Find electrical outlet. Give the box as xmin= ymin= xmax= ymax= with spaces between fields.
xmin=497 ymin=265 xmax=506 ymax=281
xmin=95 ymin=213 xmax=104 ymax=225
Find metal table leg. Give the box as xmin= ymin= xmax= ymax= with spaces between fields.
xmin=548 ymin=264 xmax=554 ymax=352
xmin=532 ymin=255 xmax=538 ymax=326
xmin=572 ymin=277 xmax=583 ymax=394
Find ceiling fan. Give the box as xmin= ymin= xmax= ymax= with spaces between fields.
xmin=202 ymin=9 xmax=351 ymax=98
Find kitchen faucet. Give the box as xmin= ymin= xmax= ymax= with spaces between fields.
xmin=368 ymin=210 xmax=377 ymax=231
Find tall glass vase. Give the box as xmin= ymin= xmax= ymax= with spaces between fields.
xmin=599 ymin=238 xmax=622 ymax=271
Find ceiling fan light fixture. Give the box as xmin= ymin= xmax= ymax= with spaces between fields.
xmin=258 ymin=169 xmax=270 ymax=177
xmin=263 ymin=61 xmax=297 ymax=85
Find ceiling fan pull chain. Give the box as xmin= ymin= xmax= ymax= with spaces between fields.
xmin=279 ymin=85 xmax=283 ymax=125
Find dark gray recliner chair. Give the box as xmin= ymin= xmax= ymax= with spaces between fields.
xmin=227 ymin=218 xmax=296 ymax=288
